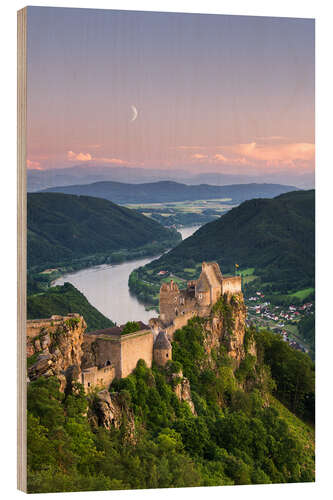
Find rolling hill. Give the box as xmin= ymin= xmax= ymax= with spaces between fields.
xmin=28 ymin=164 xmax=314 ymax=192
xmin=27 ymin=192 xmax=180 ymax=270
xmin=27 ymin=282 xmax=114 ymax=332
xmin=41 ymin=180 xmax=299 ymax=205
xmin=131 ymin=190 xmax=315 ymax=296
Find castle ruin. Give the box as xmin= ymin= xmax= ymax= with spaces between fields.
xmin=27 ymin=262 xmax=242 ymax=392
xmin=151 ymin=261 xmax=242 ymax=339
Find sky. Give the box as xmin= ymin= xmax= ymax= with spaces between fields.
xmin=27 ymin=7 xmax=315 ymax=184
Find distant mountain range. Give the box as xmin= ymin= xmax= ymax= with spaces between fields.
xmin=27 ymin=164 xmax=315 ymax=191
xmin=41 ymin=180 xmax=299 ymax=205
xmin=27 ymin=192 xmax=180 ymax=270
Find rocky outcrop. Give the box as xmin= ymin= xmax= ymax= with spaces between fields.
xmin=171 ymin=371 xmax=196 ymax=415
xmin=93 ymin=389 xmax=136 ymax=441
xmin=204 ymin=293 xmax=247 ymax=369
xmin=27 ymin=315 xmax=86 ymax=390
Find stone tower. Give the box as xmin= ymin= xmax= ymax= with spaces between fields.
xmin=153 ymin=331 xmax=172 ymax=366
xmin=159 ymin=280 xmax=180 ymax=324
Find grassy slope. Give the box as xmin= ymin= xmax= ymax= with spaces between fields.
xmin=269 ymin=396 xmax=315 ymax=475
xmin=28 ymin=192 xmax=180 ymax=269
xmin=27 ymin=282 xmax=113 ymax=332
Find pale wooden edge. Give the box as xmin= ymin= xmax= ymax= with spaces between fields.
xmin=17 ymin=6 xmax=27 ymax=493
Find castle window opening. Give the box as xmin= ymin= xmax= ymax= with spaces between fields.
xmin=88 ymin=382 xmax=90 ymax=387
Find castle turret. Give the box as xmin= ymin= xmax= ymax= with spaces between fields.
xmin=153 ymin=331 xmax=172 ymax=366
xmin=159 ymin=280 xmax=180 ymax=324
xmin=195 ymin=272 xmax=211 ymax=307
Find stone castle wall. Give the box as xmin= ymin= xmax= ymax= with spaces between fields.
xmin=84 ymin=329 xmax=153 ymax=379
xmin=85 ymin=336 xmax=122 ymax=378
xmin=222 ymin=276 xmax=242 ymax=295
xmin=81 ymin=364 xmax=115 ymax=391
xmin=27 ymin=313 xmax=82 ymax=339
xmin=120 ymin=330 xmax=154 ymax=378
xmin=164 ymin=312 xmax=196 ymax=340
xmin=26 ymin=263 xmax=243 ymax=392
xmin=159 ymin=281 xmax=180 ymax=323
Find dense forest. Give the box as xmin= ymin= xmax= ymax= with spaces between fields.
xmin=27 ymin=283 xmax=113 ymax=332
xmin=27 ymin=192 xmax=180 ymax=270
xmin=27 ymin=313 xmax=314 ymax=493
xmin=42 ymin=180 xmax=298 ymax=204
xmin=130 ymin=190 xmax=315 ymax=303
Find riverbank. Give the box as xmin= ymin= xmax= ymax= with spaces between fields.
xmin=27 ymin=236 xmax=181 ymax=296
xmin=48 ymin=225 xmax=200 ymax=325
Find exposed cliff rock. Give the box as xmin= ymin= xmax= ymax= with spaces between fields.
xmin=172 ymin=371 xmax=196 ymax=415
xmin=204 ymin=293 xmax=247 ymax=369
xmin=27 ymin=315 xmax=86 ymax=389
xmin=92 ymin=389 xmax=136 ymax=441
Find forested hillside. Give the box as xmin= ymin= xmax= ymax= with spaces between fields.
xmin=27 ymin=193 xmax=180 ymax=270
xmin=131 ymin=190 xmax=314 ymax=300
xmin=27 ymin=283 xmax=114 ymax=332
xmin=27 ymin=308 xmax=315 ymax=492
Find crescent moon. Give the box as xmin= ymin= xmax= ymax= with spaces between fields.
xmin=131 ymin=105 xmax=138 ymax=122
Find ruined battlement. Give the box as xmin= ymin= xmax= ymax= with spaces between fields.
xmin=26 ymin=263 xmax=242 ymax=392
xmin=158 ymin=262 xmax=242 ymax=338
xmin=222 ymin=276 xmax=242 ymax=295
xmin=160 ymin=280 xmax=179 ymax=292
xmin=27 ymin=313 xmax=85 ymax=339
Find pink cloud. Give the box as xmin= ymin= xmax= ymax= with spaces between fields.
xmin=191 ymin=154 xmax=208 ymax=160
xmin=213 ymin=154 xmax=228 ymax=162
xmin=27 ymin=159 xmax=42 ymax=169
xmin=97 ymin=157 xmax=129 ymax=165
xmin=67 ymin=151 xmax=92 ymax=162
xmin=176 ymin=145 xmax=206 ymax=150
xmin=66 ymin=150 xmax=130 ymax=166
xmin=186 ymin=141 xmax=315 ymax=171
xmin=253 ymin=136 xmax=288 ymax=142
xmin=213 ymin=154 xmax=248 ymax=165
xmin=228 ymin=142 xmax=315 ymax=167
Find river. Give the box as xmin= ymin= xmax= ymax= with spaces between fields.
xmin=52 ymin=225 xmax=200 ymax=325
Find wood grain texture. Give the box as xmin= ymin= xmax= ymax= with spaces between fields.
xmin=17 ymin=6 xmax=27 ymax=493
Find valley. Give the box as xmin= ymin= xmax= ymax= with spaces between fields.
xmin=26 ymin=189 xmax=316 ymax=493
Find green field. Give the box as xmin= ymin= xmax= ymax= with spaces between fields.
xmin=162 ymin=276 xmax=186 ymax=286
xmin=126 ymin=198 xmax=233 ymax=209
xmin=240 ymin=267 xmax=255 ymax=276
xmin=237 ymin=267 xmax=258 ymax=285
xmin=289 ymin=287 xmax=315 ymax=300
xmin=125 ymin=198 xmax=236 ymax=216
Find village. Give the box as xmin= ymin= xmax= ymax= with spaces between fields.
xmin=150 ymin=266 xmax=314 ymax=355
xmin=245 ymin=291 xmax=313 ymax=353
